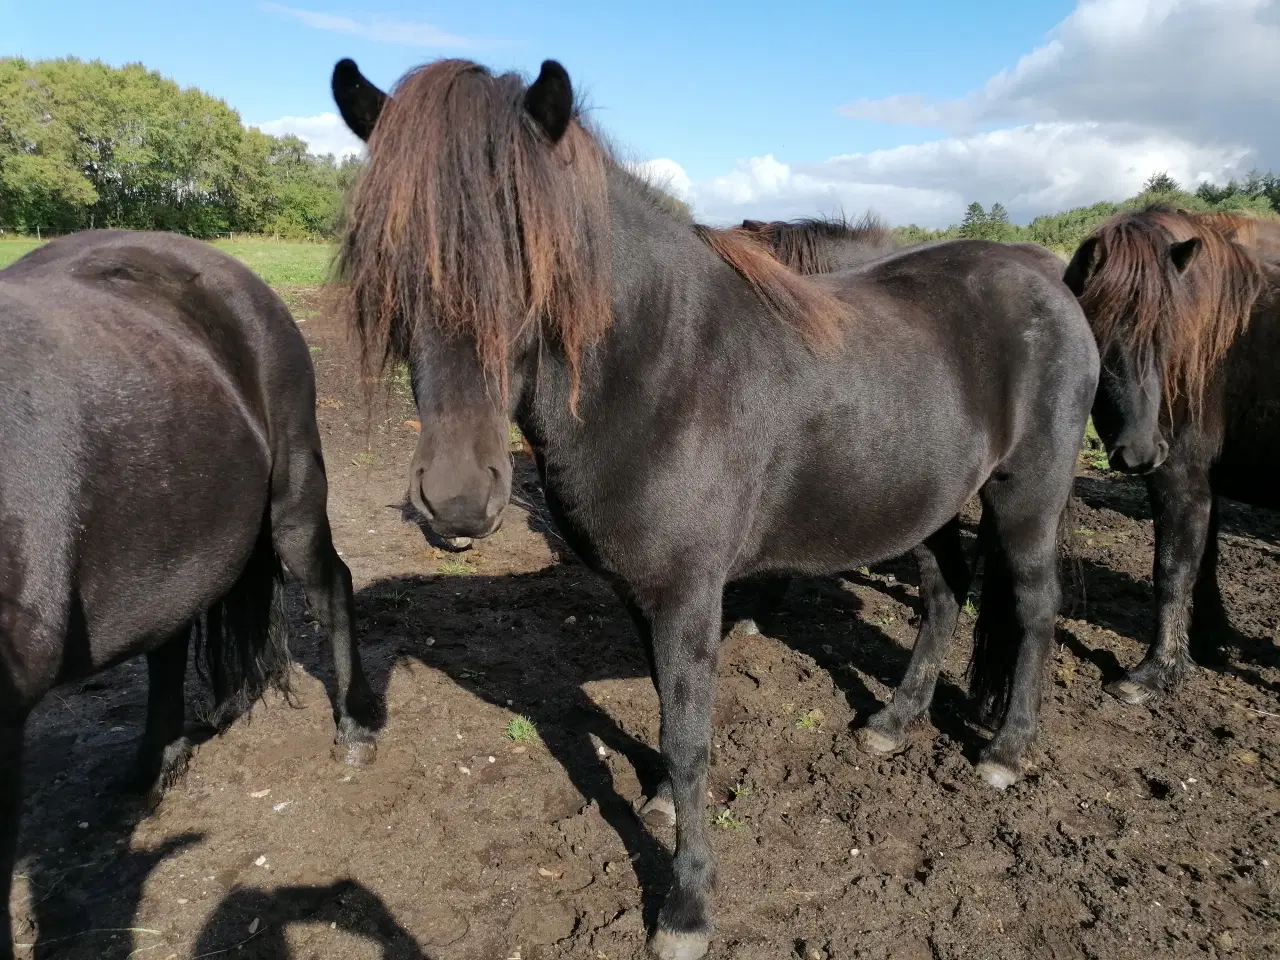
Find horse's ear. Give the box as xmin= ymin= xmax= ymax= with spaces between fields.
xmin=332 ymin=58 xmax=388 ymax=142
xmin=1063 ymin=236 xmax=1099 ymax=296
xmin=524 ymin=60 xmax=573 ymax=143
xmin=1170 ymin=237 xmax=1201 ymax=273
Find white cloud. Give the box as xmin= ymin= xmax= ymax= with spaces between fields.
xmin=839 ymin=0 xmax=1280 ymax=158
xmin=652 ymin=121 xmax=1248 ymax=228
xmin=663 ymin=0 xmax=1278 ymax=227
xmin=257 ymin=112 xmax=366 ymax=158
xmin=261 ymin=2 xmax=473 ymax=48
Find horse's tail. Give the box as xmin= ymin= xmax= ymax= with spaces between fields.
xmin=967 ymin=497 xmax=1074 ymax=728
xmin=192 ymin=513 xmax=293 ymax=729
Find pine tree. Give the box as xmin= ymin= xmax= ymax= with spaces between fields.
xmin=1142 ymin=171 xmax=1180 ymax=194
xmin=986 ymin=202 xmax=1012 ymax=241
xmin=960 ymin=202 xmax=988 ymax=239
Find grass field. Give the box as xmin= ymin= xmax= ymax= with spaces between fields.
xmin=0 ymin=236 xmax=336 ymax=287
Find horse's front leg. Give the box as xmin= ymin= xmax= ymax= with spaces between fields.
xmin=1107 ymin=460 xmax=1213 ymax=704
xmin=635 ymin=576 xmax=724 ymax=960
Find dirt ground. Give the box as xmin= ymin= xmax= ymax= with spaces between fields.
xmin=12 ymin=296 xmax=1280 ymax=960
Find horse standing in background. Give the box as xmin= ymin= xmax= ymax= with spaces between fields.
xmin=1065 ymin=206 xmax=1280 ymax=703
xmin=331 ymin=56 xmax=1097 ymax=959
xmin=0 ymin=231 xmax=379 ymax=960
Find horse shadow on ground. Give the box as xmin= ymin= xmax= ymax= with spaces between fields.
xmin=189 ymin=879 xmax=428 ymax=959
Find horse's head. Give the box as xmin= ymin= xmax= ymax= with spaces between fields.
xmin=332 ymin=57 xmax=610 ymax=539
xmin=1065 ymin=212 xmax=1203 ymax=474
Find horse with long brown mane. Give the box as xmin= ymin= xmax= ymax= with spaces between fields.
xmin=738 ymin=213 xmax=901 ymax=272
xmin=1065 ymin=206 xmax=1280 ymax=704
xmin=331 ymin=57 xmax=1098 ymax=960
xmin=0 ymin=231 xmax=379 ymax=960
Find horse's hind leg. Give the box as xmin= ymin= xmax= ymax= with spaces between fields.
xmin=1106 ymin=461 xmax=1213 ymax=704
xmin=127 ymin=632 xmax=192 ymax=804
xmin=858 ymin=517 xmax=970 ymax=755
xmin=972 ymin=476 xmax=1065 ymax=790
xmin=271 ymin=455 xmax=377 ymax=765
xmin=1 ymin=714 xmax=24 ymax=960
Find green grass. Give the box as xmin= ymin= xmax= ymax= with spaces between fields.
xmin=0 ymin=239 xmax=44 ymax=269
xmin=504 ymin=715 xmax=539 ymax=744
xmin=0 ymin=235 xmax=335 ymax=287
xmin=795 ymin=708 xmax=825 ymax=731
xmin=712 ymin=809 xmax=746 ymax=830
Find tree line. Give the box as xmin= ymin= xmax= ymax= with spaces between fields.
xmin=3 ymin=58 xmax=1279 ymax=245
xmin=0 ymin=57 xmax=361 ymax=239
xmin=896 ymin=172 xmax=1280 ymax=252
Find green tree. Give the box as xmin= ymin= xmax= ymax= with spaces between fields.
xmin=959 ymin=201 xmax=988 ymax=239
xmin=986 ymin=202 xmax=1013 ymax=241
xmin=1142 ymin=171 xmax=1180 ymax=194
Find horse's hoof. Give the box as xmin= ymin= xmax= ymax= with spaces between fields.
xmin=856 ymin=726 xmax=904 ymax=756
xmin=333 ymin=738 xmax=377 ymax=766
xmin=976 ymin=760 xmax=1020 ymax=791
xmin=649 ymin=929 xmax=710 ymax=960
xmin=1104 ymin=677 xmax=1156 ymax=706
xmin=637 ymin=793 xmax=676 ymax=828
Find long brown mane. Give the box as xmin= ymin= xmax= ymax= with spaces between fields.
xmin=335 ymin=58 xmax=847 ymax=408
xmin=1078 ymin=205 xmax=1267 ymax=418
xmin=693 ymin=225 xmax=846 ymax=349
xmin=743 ymin=214 xmax=897 ymax=274
xmin=335 ymin=59 xmax=612 ymax=407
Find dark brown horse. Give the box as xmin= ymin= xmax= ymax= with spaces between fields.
xmin=331 ymin=57 xmax=1098 ymax=959
xmin=1065 ymin=206 xmax=1279 ymax=703
xmin=0 ymin=231 xmax=378 ymax=959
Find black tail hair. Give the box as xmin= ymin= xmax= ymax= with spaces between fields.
xmin=966 ymin=499 xmax=1074 ymax=728
xmin=192 ymin=516 xmax=294 ymax=729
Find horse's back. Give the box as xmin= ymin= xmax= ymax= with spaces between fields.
xmin=0 ymin=231 xmax=308 ymax=679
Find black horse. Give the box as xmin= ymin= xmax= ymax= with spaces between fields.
xmin=1065 ymin=206 xmax=1279 ymax=703
xmin=0 ymin=230 xmax=378 ymax=960
xmin=331 ymin=57 xmax=1098 ymax=960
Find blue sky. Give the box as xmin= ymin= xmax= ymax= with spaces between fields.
xmin=4 ymin=0 xmax=1277 ymax=226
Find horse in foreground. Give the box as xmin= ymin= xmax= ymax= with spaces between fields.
xmin=0 ymin=231 xmax=378 ymax=960
xmin=331 ymin=57 xmax=1098 ymax=959
xmin=1065 ymin=206 xmax=1280 ymax=703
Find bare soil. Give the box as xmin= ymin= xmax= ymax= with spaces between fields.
xmin=13 ymin=297 xmax=1280 ymax=959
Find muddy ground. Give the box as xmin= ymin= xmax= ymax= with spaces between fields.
xmin=12 ymin=295 xmax=1280 ymax=959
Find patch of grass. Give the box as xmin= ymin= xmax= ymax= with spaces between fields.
xmin=1080 ymin=418 xmax=1111 ymax=471
xmin=0 ymin=239 xmax=43 ymax=269
xmin=437 ymin=558 xmax=474 ymax=576
xmin=963 ymin=598 xmax=979 ymax=618
xmin=795 ymin=708 xmax=825 ymax=731
xmin=731 ymin=778 xmax=754 ymax=800
xmin=213 ymin=238 xmax=336 ymax=287
xmin=351 ymin=452 xmax=375 ymax=466
xmin=504 ymin=715 xmax=539 ymax=744
xmin=509 ymin=422 xmax=524 ymax=446
xmin=712 ymin=809 xmax=746 ymax=830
